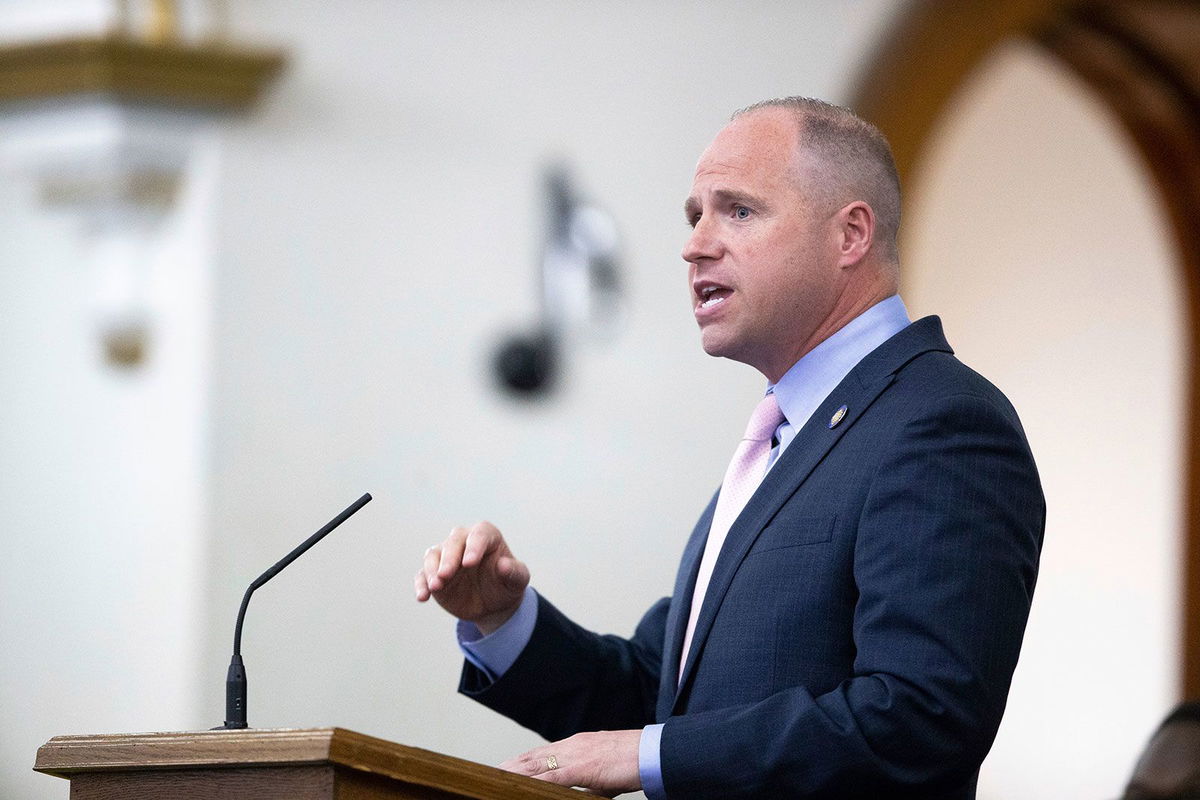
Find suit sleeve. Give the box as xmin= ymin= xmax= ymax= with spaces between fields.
xmin=659 ymin=391 xmax=1044 ymax=798
xmin=460 ymin=594 xmax=669 ymax=738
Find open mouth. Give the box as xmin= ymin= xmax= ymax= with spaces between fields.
xmin=697 ymin=285 xmax=733 ymax=310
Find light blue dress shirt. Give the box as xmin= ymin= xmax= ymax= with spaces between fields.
xmin=458 ymin=295 xmax=911 ymax=798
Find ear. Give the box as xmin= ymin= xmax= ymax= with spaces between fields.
xmin=835 ymin=201 xmax=875 ymax=268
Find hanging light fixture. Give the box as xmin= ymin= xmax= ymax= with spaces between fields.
xmin=0 ymin=0 xmax=285 ymax=367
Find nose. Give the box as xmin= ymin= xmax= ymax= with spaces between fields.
xmin=681 ymin=214 xmax=721 ymax=264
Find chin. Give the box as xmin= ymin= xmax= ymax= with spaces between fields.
xmin=700 ymin=331 xmax=769 ymax=375
xmin=699 ymin=330 xmax=727 ymax=358
xmin=699 ymin=330 xmax=742 ymax=362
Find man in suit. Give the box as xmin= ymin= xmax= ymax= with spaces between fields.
xmin=414 ymin=97 xmax=1044 ymax=798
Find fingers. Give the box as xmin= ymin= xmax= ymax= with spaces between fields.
xmin=498 ymin=731 xmax=641 ymax=796
xmin=413 ymin=567 xmax=431 ymax=602
xmin=414 ymin=540 xmax=450 ymax=600
xmin=413 ymin=521 xmax=529 ymax=620
xmin=498 ymin=748 xmax=558 ymax=779
xmin=464 ymin=522 xmax=528 ymax=589
xmin=422 ymin=542 xmax=446 ymax=590
xmin=430 ymin=525 xmax=473 ymax=591
xmin=499 ymin=746 xmax=594 ymax=793
xmin=413 ymin=522 xmax=505 ymax=599
xmin=437 ymin=529 xmax=467 ymax=581
xmin=462 ymin=520 xmax=501 ymax=567
xmin=413 ymin=542 xmax=442 ymax=601
xmin=420 ymin=525 xmax=472 ymax=594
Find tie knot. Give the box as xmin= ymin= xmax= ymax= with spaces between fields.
xmin=744 ymin=392 xmax=785 ymax=443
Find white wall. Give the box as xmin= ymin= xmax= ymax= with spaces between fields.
xmin=902 ymin=41 xmax=1186 ymax=799
xmin=0 ymin=20 xmax=218 ymax=800
xmin=0 ymin=127 xmax=216 ymax=796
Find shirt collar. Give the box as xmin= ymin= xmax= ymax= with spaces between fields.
xmin=768 ymin=295 xmax=912 ymax=431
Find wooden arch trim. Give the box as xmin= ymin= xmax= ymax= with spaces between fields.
xmin=852 ymin=0 xmax=1200 ymax=697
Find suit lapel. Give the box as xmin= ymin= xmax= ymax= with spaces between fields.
xmin=657 ymin=492 xmax=716 ymax=720
xmin=670 ymin=317 xmax=953 ymax=711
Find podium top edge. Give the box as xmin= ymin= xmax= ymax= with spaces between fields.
xmin=34 ymin=727 xmax=581 ymax=799
xmin=35 ymin=727 xmax=345 ymax=774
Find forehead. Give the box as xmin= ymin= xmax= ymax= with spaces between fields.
xmin=692 ymin=108 xmax=804 ymax=191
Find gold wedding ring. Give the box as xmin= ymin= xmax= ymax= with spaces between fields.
xmin=546 ymin=755 xmax=559 ymax=771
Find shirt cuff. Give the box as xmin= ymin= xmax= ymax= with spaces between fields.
xmin=456 ymin=585 xmax=538 ymax=681
xmin=639 ymin=723 xmax=667 ymax=799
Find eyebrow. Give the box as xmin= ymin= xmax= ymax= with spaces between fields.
xmin=683 ymin=188 xmax=771 ymax=221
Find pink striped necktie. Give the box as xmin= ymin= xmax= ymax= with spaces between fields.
xmin=679 ymin=392 xmax=786 ymax=680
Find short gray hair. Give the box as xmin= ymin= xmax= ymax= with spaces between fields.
xmin=735 ymin=97 xmax=902 ymax=264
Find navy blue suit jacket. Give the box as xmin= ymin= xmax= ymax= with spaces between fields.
xmin=462 ymin=317 xmax=1045 ymax=798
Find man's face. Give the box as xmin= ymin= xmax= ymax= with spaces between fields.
xmin=683 ymin=108 xmax=843 ymax=382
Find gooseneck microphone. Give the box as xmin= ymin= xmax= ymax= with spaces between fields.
xmin=219 ymin=492 xmax=373 ymax=729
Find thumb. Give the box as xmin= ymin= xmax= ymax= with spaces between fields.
xmin=496 ymin=556 xmax=530 ymax=590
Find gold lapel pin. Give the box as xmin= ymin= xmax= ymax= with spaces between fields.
xmin=828 ymin=404 xmax=848 ymax=429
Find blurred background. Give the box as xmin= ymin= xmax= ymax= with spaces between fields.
xmin=0 ymin=1 xmax=1192 ymax=798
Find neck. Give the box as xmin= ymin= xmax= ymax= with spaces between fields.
xmin=761 ymin=268 xmax=898 ymax=383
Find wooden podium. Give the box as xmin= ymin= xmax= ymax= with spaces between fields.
xmin=34 ymin=727 xmax=582 ymax=799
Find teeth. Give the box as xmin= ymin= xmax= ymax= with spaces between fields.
xmin=701 ymin=295 xmax=725 ymax=309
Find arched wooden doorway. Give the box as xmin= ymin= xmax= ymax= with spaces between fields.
xmin=853 ymin=0 xmax=1200 ymax=697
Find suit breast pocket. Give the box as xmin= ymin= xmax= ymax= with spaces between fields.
xmin=746 ymin=514 xmax=837 ymax=556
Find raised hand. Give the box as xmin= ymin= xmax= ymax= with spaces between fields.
xmin=414 ymin=521 xmax=530 ymax=634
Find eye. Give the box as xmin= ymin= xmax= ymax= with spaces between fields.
xmin=734 ymin=205 xmax=752 ymax=220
